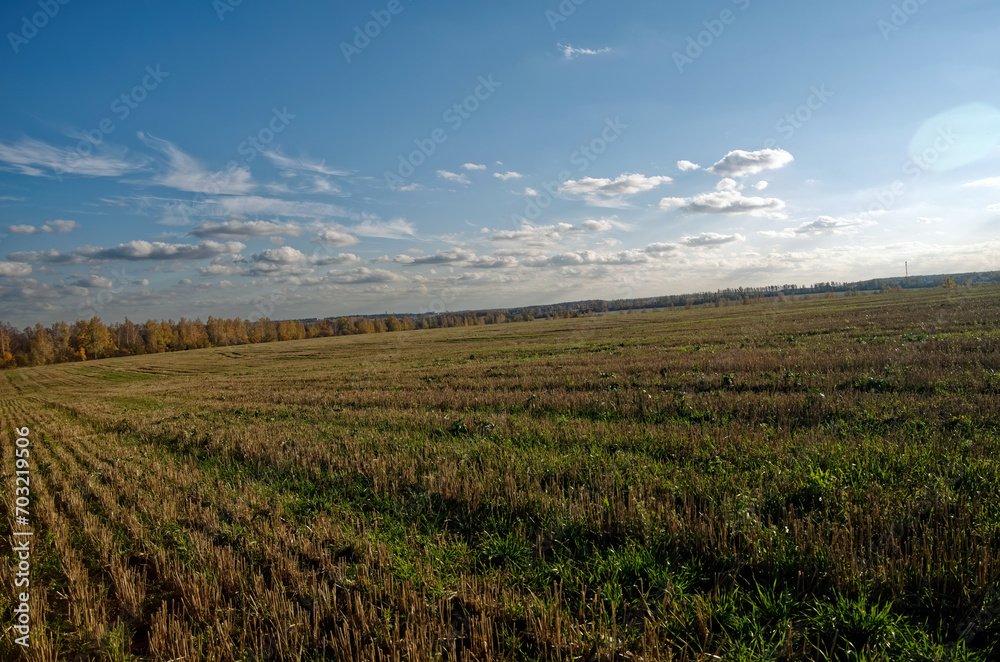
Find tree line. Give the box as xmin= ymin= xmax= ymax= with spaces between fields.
xmin=3 ymin=270 xmax=997 ymax=369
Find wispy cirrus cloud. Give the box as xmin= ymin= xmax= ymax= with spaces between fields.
xmin=138 ymin=132 xmax=254 ymax=195
xmin=0 ymin=136 xmax=143 ymax=178
xmin=558 ymin=43 xmax=612 ymax=60
xmin=758 ymin=216 xmax=875 ymax=238
xmin=437 ymin=170 xmax=470 ymax=185
xmin=493 ymin=171 xmax=523 ymax=181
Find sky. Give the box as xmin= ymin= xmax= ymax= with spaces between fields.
xmin=1 ymin=0 xmax=999 ymax=328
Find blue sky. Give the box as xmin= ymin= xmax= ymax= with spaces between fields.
xmin=1 ymin=0 xmax=998 ymax=327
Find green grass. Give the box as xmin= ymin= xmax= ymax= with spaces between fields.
xmin=1 ymin=286 xmax=999 ymax=660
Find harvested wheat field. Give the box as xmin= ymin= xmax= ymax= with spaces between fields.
xmin=2 ymin=287 xmax=999 ymax=661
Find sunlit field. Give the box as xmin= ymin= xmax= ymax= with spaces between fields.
xmin=2 ymin=287 xmax=999 ymax=661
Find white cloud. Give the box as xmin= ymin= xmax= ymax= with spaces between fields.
xmin=190 ymin=220 xmax=302 ymax=239
xmin=311 ymin=227 xmax=361 ymax=247
xmin=353 ymin=217 xmax=415 ymax=239
xmin=645 ymin=242 xmax=680 ymax=255
xmin=523 ymin=249 xmax=652 ymax=268
xmin=437 ymin=170 xmax=470 ymax=185
xmin=9 ymin=220 xmax=81 ymax=235
xmin=754 ymin=181 xmax=769 ymax=190
xmin=917 ymin=217 xmax=943 ymax=224
xmin=0 ymin=136 xmax=143 ymax=178
xmin=679 ymin=232 xmax=746 ymax=248
xmin=494 ymin=171 xmax=524 ymax=181
xmin=0 ymin=262 xmax=32 ymax=277
xmin=194 ymin=195 xmax=352 ymax=220
xmin=661 ymin=189 xmax=786 ymax=217
xmin=138 ymin=133 xmax=254 ymax=195
xmin=463 ymin=163 xmax=487 ymax=171
xmin=325 ymin=268 xmax=401 ymax=284
xmin=523 ymin=187 xmax=539 ymax=197
xmin=253 ymin=246 xmax=308 ymax=265
xmin=263 ymin=150 xmax=349 ymax=177
xmin=559 ymin=173 xmax=673 ymax=206
xmin=677 ymin=160 xmax=701 ymax=172
xmin=10 ymin=240 xmax=246 ymax=264
xmin=582 ymin=219 xmax=614 ymax=232
xmin=72 ymin=275 xmax=114 ymax=288
xmin=314 ymin=253 xmax=361 ymax=266
xmin=558 ymin=43 xmax=612 ymax=60
xmin=489 ymin=220 xmax=616 ymax=247
xmin=759 ymin=216 xmax=875 ymax=238
xmin=708 ymin=149 xmax=794 ymax=177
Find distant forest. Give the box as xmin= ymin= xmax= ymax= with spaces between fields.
xmin=2 ymin=271 xmax=996 ymax=369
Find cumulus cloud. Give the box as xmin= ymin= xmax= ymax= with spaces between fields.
xmin=523 ymin=187 xmax=539 ymax=197
xmin=490 ymin=220 xmax=615 ymax=247
xmin=679 ymin=232 xmax=746 ymax=248
xmin=190 ymin=220 xmax=302 ymax=239
xmin=582 ymin=219 xmax=614 ymax=232
xmin=759 ymin=216 xmax=875 ymax=238
xmin=437 ymin=170 xmax=470 ymax=185
xmin=677 ymin=160 xmax=701 ymax=172
xmin=325 ymin=268 xmax=401 ymax=284
xmin=311 ymin=227 xmax=361 ymax=246
xmin=645 ymin=242 xmax=680 ymax=255
xmin=72 ymin=275 xmax=114 ymax=288
xmin=7 ymin=220 xmax=80 ymax=235
xmin=403 ymin=248 xmax=478 ymax=266
xmin=708 ymin=149 xmax=794 ymax=177
xmin=463 ymin=163 xmax=487 ymax=171
xmin=0 ymin=136 xmax=143 ymax=178
xmin=661 ymin=189 xmax=786 ymax=217
xmin=139 ymin=133 xmax=254 ymax=194
xmin=559 ymin=173 xmax=673 ymax=206
xmin=0 ymin=262 xmax=32 ymax=277
xmin=523 ymin=249 xmax=651 ymax=268
xmin=10 ymin=240 xmax=246 ymax=264
xmin=558 ymin=43 xmax=612 ymax=60
xmin=494 ymin=171 xmax=524 ymax=181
